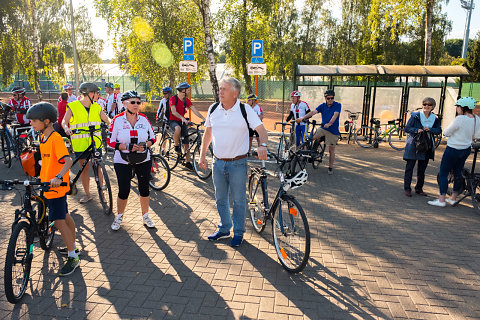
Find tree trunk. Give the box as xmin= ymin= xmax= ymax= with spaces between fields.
xmin=196 ymin=0 xmax=219 ymax=101
xmin=422 ymin=0 xmax=435 ymax=86
xmin=30 ymin=0 xmax=42 ymax=100
xmin=241 ymin=0 xmax=252 ymax=94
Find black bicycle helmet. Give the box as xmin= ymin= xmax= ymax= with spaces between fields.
xmin=162 ymin=86 xmax=172 ymax=94
xmin=26 ymin=102 xmax=58 ymax=123
xmin=12 ymin=87 xmax=26 ymax=95
xmin=247 ymin=94 xmax=257 ymax=100
xmin=79 ymin=82 xmax=99 ymax=95
xmin=176 ymin=82 xmax=190 ymax=91
xmin=121 ymin=90 xmax=141 ymax=102
xmin=324 ymin=89 xmax=335 ymax=97
xmin=105 ymin=82 xmax=114 ymax=89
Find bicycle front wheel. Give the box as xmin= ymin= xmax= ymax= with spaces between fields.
xmin=4 ymin=221 xmax=32 ymax=304
xmin=388 ymin=127 xmax=407 ymax=151
xmin=312 ymin=139 xmax=326 ymax=169
xmin=355 ymin=126 xmax=377 ymax=148
xmin=277 ymin=135 xmax=287 ymax=160
xmin=248 ymin=173 xmax=266 ymax=233
xmin=93 ymin=161 xmax=113 ymax=215
xmin=193 ymin=144 xmax=213 ymax=180
xmin=149 ymin=155 xmax=171 ymax=191
xmin=470 ymin=174 xmax=480 ymax=214
xmin=161 ymin=137 xmax=179 ymax=170
xmin=35 ymin=197 xmax=55 ymax=250
xmin=272 ymin=195 xmax=310 ymax=273
xmin=1 ymin=131 xmax=12 ymax=168
xmin=434 ymin=133 xmax=442 ymax=149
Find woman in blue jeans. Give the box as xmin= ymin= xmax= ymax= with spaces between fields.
xmin=429 ymin=97 xmax=480 ymax=207
xmin=403 ymin=97 xmax=442 ymax=197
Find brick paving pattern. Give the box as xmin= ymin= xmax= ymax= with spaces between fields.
xmin=0 ymin=141 xmax=479 ymax=319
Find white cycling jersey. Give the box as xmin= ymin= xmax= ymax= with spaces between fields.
xmin=290 ymin=101 xmax=310 ymax=126
xmin=107 ymin=93 xmax=124 ymax=118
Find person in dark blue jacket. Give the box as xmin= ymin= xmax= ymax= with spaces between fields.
xmin=403 ymin=97 xmax=442 ymax=197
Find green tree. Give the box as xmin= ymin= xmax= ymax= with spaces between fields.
xmin=467 ymin=32 xmax=480 ymax=82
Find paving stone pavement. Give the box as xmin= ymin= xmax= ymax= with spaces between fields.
xmin=0 ymin=140 xmax=480 ymax=319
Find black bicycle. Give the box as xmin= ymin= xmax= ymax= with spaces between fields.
xmin=69 ymin=125 xmax=113 ymax=215
xmin=446 ymin=143 xmax=480 ymax=213
xmin=275 ymin=121 xmax=294 ymax=160
xmin=1 ymin=179 xmax=67 ymax=303
xmin=248 ymin=150 xmax=310 ymax=273
xmin=295 ymin=120 xmax=326 ymax=170
xmin=162 ymin=122 xmax=214 ymax=180
xmin=1 ymin=102 xmax=32 ymax=168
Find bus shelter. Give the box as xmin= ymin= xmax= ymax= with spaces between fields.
xmin=293 ymin=65 xmax=470 ymax=130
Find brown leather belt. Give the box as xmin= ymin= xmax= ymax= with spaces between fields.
xmin=215 ymin=154 xmax=248 ymax=161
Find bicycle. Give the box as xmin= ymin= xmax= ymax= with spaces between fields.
xmin=69 ymin=125 xmax=113 ymax=215
xmin=248 ymin=150 xmax=310 ymax=273
xmin=446 ymin=142 xmax=480 ymax=213
xmin=295 ymin=120 xmax=326 ymax=170
xmin=153 ymin=119 xmax=176 ymax=168
xmin=355 ymin=117 xmax=406 ymax=150
xmin=274 ymin=121 xmax=294 ymax=160
xmin=1 ymin=179 xmax=67 ymax=303
xmin=341 ymin=110 xmax=362 ymax=144
xmin=100 ymin=123 xmax=114 ymax=161
xmin=162 ymin=122 xmax=214 ymax=180
xmin=1 ymin=102 xmax=32 ymax=168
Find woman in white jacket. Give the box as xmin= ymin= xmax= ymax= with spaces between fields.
xmin=429 ymin=97 xmax=480 ymax=207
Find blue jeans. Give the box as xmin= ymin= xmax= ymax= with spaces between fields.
xmin=438 ymin=146 xmax=471 ymax=195
xmin=212 ymin=157 xmax=247 ymax=236
xmin=296 ymin=125 xmax=306 ymax=146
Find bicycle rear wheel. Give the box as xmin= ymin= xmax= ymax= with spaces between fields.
xmin=1 ymin=131 xmax=12 ymax=167
xmin=149 ymin=154 xmax=171 ymax=191
xmin=388 ymin=127 xmax=407 ymax=151
xmin=434 ymin=134 xmax=442 ymax=149
xmin=471 ymin=175 xmax=480 ymax=214
xmin=248 ymin=173 xmax=266 ymax=233
xmin=93 ymin=160 xmax=113 ymax=215
xmin=355 ymin=126 xmax=377 ymax=148
xmin=312 ymin=138 xmax=326 ymax=169
xmin=161 ymin=137 xmax=179 ymax=170
xmin=272 ymin=195 xmax=310 ymax=273
xmin=4 ymin=221 xmax=32 ymax=304
xmin=193 ymin=144 xmax=213 ymax=180
xmin=35 ymin=197 xmax=55 ymax=250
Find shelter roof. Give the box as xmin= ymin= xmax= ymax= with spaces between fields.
xmin=297 ymin=65 xmax=469 ymax=77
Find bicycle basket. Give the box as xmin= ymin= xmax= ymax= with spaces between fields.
xmin=20 ymin=147 xmax=41 ymax=177
xmin=350 ymin=113 xmax=359 ymax=120
xmin=371 ymin=119 xmax=380 ymax=126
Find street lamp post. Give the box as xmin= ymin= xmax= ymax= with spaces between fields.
xmin=69 ymin=0 xmax=80 ymax=94
xmin=461 ymin=0 xmax=475 ymax=60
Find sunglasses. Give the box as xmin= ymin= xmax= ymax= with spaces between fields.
xmin=127 ymin=101 xmax=141 ymax=105
xmin=423 ymin=103 xmax=432 ymax=106
xmin=325 ymin=97 xmax=334 ymax=100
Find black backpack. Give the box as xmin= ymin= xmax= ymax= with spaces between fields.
xmin=208 ymin=102 xmax=250 ymax=129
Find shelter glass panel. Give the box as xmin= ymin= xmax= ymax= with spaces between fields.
xmin=334 ymin=86 xmax=365 ymax=132
xmin=298 ymin=86 xmax=328 ymax=123
xmin=406 ymin=87 xmax=442 ymax=121
xmin=370 ymin=87 xmax=403 ymax=123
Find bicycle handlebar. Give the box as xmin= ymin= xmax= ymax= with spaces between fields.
xmin=0 ymin=179 xmax=67 ymax=191
xmin=344 ymin=109 xmax=362 ymax=114
xmin=274 ymin=121 xmax=294 ymax=130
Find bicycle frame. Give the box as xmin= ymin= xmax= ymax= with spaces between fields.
xmin=70 ymin=126 xmax=104 ymax=186
xmin=176 ymin=125 xmax=202 ymax=162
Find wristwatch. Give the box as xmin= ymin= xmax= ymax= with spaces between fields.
xmin=55 ymin=174 xmax=63 ymax=180
xmin=260 ymin=143 xmax=268 ymax=147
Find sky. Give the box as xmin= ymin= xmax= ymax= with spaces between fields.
xmin=79 ymin=0 xmax=480 ymax=61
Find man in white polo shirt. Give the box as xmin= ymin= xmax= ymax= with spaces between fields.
xmin=199 ymin=78 xmax=268 ymax=247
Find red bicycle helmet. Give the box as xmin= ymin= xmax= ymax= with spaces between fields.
xmin=290 ymin=91 xmax=301 ymax=97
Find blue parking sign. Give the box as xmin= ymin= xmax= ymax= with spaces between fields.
xmin=252 ymin=40 xmax=263 ymax=57
xmin=183 ymin=38 xmax=194 ymax=55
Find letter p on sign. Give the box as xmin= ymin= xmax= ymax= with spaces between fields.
xmin=183 ymin=38 xmax=194 ymax=55
xmin=252 ymin=40 xmax=263 ymax=57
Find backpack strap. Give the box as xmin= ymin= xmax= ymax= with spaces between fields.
xmin=208 ymin=102 xmax=250 ymax=130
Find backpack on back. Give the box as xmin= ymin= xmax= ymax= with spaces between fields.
xmin=208 ymin=102 xmax=250 ymax=130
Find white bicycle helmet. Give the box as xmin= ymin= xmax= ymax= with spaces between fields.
xmin=455 ymin=97 xmax=476 ymax=110
xmin=284 ymin=169 xmax=308 ymax=191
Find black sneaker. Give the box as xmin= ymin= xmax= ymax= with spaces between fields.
xmin=184 ymin=162 xmax=193 ymax=170
xmin=328 ymin=167 xmax=333 ymax=175
xmin=57 ymin=247 xmax=81 ymax=256
xmin=58 ymin=257 xmax=80 ymax=276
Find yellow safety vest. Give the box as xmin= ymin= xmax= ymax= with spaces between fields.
xmin=68 ymin=100 xmax=102 ymax=152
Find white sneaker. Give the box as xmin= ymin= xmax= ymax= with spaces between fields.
xmin=445 ymin=198 xmax=456 ymax=206
xmin=427 ymin=199 xmax=446 ymax=207
xmin=111 ymin=215 xmax=123 ymax=231
xmin=143 ymin=215 xmax=155 ymax=228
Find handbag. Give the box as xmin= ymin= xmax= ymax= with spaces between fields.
xmin=120 ymin=149 xmax=149 ymax=165
xmin=414 ymin=131 xmax=431 ymax=153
